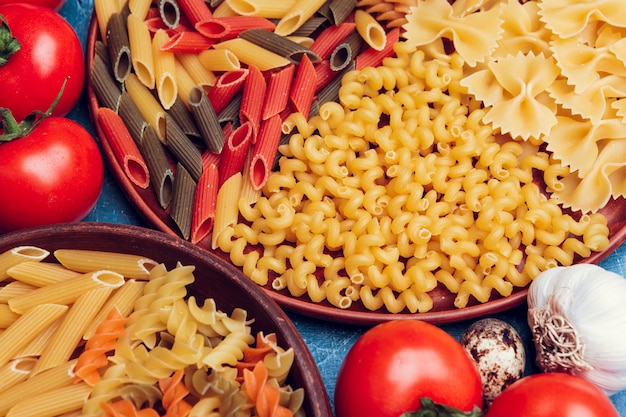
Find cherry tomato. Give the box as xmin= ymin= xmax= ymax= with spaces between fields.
xmin=0 ymin=116 xmax=104 ymax=233
xmin=485 ymin=373 xmax=619 ymax=417
xmin=334 ymin=320 xmax=483 ymax=417
xmin=0 ymin=3 xmax=84 ymax=121
xmin=0 ymin=0 xmax=65 ymax=10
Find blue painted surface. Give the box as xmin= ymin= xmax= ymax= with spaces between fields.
xmin=57 ymin=1 xmax=626 ymax=414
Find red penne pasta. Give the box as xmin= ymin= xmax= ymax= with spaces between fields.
xmin=207 ymin=69 xmax=249 ymax=114
xmin=262 ymin=64 xmax=295 ymax=121
xmin=240 ymin=65 xmax=266 ymax=140
xmin=355 ymin=27 xmax=400 ymax=70
xmin=314 ymin=60 xmax=339 ymax=93
xmin=218 ymin=122 xmax=253 ymax=187
xmin=309 ymin=22 xmax=357 ymax=60
xmin=160 ymin=30 xmax=216 ymax=53
xmin=290 ymin=55 xmax=317 ymax=117
xmin=177 ymin=0 xmax=213 ymax=25
xmin=97 ymin=107 xmax=150 ymax=189
xmin=195 ymin=16 xmax=276 ymax=40
xmin=249 ymin=114 xmax=282 ymax=190
xmin=201 ymin=149 xmax=221 ymax=172
xmin=191 ymin=163 xmax=218 ymax=244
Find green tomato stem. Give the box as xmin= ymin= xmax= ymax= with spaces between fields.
xmin=0 ymin=14 xmax=20 ymax=67
xmin=400 ymin=398 xmax=484 ymax=417
xmin=0 ymin=76 xmax=69 ymax=142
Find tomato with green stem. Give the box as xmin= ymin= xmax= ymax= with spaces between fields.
xmin=0 ymin=3 xmax=84 ymax=121
xmin=334 ymin=320 xmax=483 ymax=417
xmin=0 ymin=84 xmax=104 ymax=233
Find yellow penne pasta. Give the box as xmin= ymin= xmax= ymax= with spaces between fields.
xmin=174 ymin=59 xmax=198 ymax=105
xmin=128 ymin=0 xmax=152 ymax=19
xmin=212 ymin=173 xmax=243 ymax=250
xmin=14 ymin=318 xmax=62 ymax=359
xmin=177 ymin=53 xmax=217 ymax=90
xmin=53 ymin=249 xmax=158 ymax=280
xmin=197 ymin=49 xmax=240 ymax=72
xmin=94 ymin=0 xmax=122 ymax=42
xmin=225 ymin=0 xmax=297 ymax=18
xmin=127 ymin=12 xmax=155 ymax=88
xmin=0 ymin=360 xmax=76 ymax=416
xmin=6 ymin=381 xmax=92 ymax=417
xmin=8 ymin=270 xmax=125 ymax=314
xmin=274 ymin=0 xmax=326 ymax=36
xmin=7 ymin=261 xmax=81 ymax=287
xmin=34 ymin=287 xmax=114 ymax=374
xmin=0 ymin=303 xmax=19 ymax=329
xmin=0 ymin=303 xmax=68 ymax=367
xmin=152 ymin=29 xmax=178 ymax=110
xmin=83 ymin=279 xmax=146 ymax=340
xmin=0 ymin=357 xmax=37 ymax=392
xmin=125 ymin=73 xmax=167 ymax=141
xmin=354 ymin=9 xmax=387 ymax=51
xmin=0 ymin=246 xmax=49 ymax=283
xmin=0 ymin=281 xmax=35 ymax=303
xmin=213 ymin=38 xmax=291 ymax=71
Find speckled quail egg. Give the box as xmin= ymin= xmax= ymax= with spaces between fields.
xmin=460 ymin=318 xmax=526 ymax=407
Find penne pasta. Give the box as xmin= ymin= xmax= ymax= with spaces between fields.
xmin=8 ymin=270 xmax=125 ymax=315
xmin=178 ymin=0 xmax=214 ymax=25
xmin=105 ymin=12 xmax=132 ymax=83
xmin=33 ymin=287 xmax=114 ymax=374
xmin=309 ymin=22 xmax=357 ymax=60
xmin=117 ymin=91 xmax=149 ymax=146
xmin=218 ymin=122 xmax=254 ymax=187
xmin=262 ymin=64 xmax=295 ymax=120
xmin=289 ymin=54 xmax=317 ymax=117
xmin=141 ymin=125 xmax=175 ymax=209
xmin=14 ymin=318 xmax=62 ymax=359
xmin=127 ymin=12 xmax=155 ymax=89
xmin=167 ymin=96 xmax=202 ymax=139
xmin=225 ymin=0 xmax=296 ymax=18
xmin=0 ymin=246 xmax=49 ymax=283
xmin=128 ymin=0 xmax=152 ymax=20
xmin=176 ymin=52 xmax=217 ymax=91
xmin=94 ymin=0 xmax=122 ymax=43
xmin=213 ymin=38 xmax=291 ymax=71
xmin=239 ymin=28 xmax=321 ymax=64
xmin=6 ymin=381 xmax=92 ymax=417
xmin=54 ymin=249 xmax=158 ymax=279
xmin=97 ymin=107 xmax=151 ymax=189
xmin=198 ymin=48 xmax=241 ymax=72
xmin=330 ymin=30 xmax=362 ymax=71
xmin=273 ymin=0 xmax=326 ymax=36
xmin=0 ymin=303 xmax=68 ymax=367
xmin=152 ymin=29 xmax=178 ymax=109
xmin=90 ymin=51 xmax=123 ymax=111
xmin=355 ymin=26 xmax=400 ymax=70
xmin=125 ymin=73 xmax=167 ymax=141
xmin=0 ymin=304 xmax=20 ymax=329
xmin=208 ymin=68 xmax=248 ymax=114
xmin=158 ymin=0 xmax=182 ymax=28
xmin=249 ymin=114 xmax=283 ymax=190
xmin=7 ymin=261 xmax=80 ymax=287
xmin=170 ymin=163 xmax=197 ymax=240
xmin=354 ymin=9 xmax=387 ymax=51
xmin=161 ymin=30 xmax=216 ymax=53
xmin=0 ymin=281 xmax=36 ymax=303
xmin=327 ymin=0 xmax=357 ymax=25
xmin=189 ymin=85 xmax=225 ymax=153
xmin=239 ymin=64 xmax=266 ymax=137
xmin=212 ymin=172 xmax=243 ymax=249
xmin=0 ymin=357 xmax=37 ymax=392
xmin=165 ymin=118 xmax=204 ymax=182
xmin=191 ymin=163 xmax=219 ymax=244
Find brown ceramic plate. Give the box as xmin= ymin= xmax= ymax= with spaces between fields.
xmin=86 ymin=15 xmax=626 ymax=326
xmin=0 ymin=222 xmax=332 ymax=416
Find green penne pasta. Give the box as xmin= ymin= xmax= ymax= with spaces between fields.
xmin=239 ymin=28 xmax=321 ymax=64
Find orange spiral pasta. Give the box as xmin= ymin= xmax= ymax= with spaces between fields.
xmin=159 ymin=369 xmax=193 ymax=417
xmin=74 ymin=307 xmax=130 ymax=386
xmin=243 ymin=361 xmax=293 ymax=417
xmin=101 ymin=399 xmax=159 ymax=417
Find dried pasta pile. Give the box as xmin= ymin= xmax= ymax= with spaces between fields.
xmin=0 ymin=247 xmax=304 ymax=417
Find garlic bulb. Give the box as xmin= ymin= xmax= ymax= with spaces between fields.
xmin=527 ymin=263 xmax=626 ymax=395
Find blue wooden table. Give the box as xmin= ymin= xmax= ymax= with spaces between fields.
xmin=59 ymin=1 xmax=626 ymax=413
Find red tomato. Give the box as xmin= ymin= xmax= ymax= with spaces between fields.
xmin=0 ymin=117 xmax=104 ymax=233
xmin=0 ymin=0 xmax=65 ymax=10
xmin=0 ymin=3 xmax=84 ymax=121
xmin=334 ymin=320 xmax=483 ymax=417
xmin=485 ymin=373 xmax=619 ymax=417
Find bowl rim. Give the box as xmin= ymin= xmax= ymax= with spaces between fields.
xmin=0 ymin=221 xmax=334 ymax=417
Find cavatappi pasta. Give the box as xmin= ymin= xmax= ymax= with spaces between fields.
xmin=0 ymin=247 xmax=305 ymax=417
xmin=215 ymin=37 xmax=611 ymax=314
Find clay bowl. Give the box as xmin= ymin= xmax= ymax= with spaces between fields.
xmin=0 ymin=222 xmax=332 ymax=417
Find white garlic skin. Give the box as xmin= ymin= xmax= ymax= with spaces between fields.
xmin=528 ymin=264 xmax=626 ymax=396
xmin=461 ymin=318 xmax=526 ymax=407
